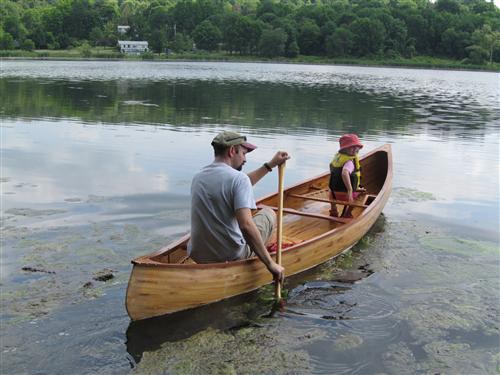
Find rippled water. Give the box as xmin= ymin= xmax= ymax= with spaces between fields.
xmin=1 ymin=61 xmax=499 ymax=374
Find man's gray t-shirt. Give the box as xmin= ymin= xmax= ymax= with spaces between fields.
xmin=187 ymin=162 xmax=256 ymax=263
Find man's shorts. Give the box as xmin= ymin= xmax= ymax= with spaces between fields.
xmin=241 ymin=207 xmax=275 ymax=259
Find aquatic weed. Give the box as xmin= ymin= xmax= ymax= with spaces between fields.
xmin=420 ymin=236 xmax=499 ymax=257
xmin=136 ymin=326 xmax=311 ymax=375
xmin=334 ymin=334 xmax=364 ymax=350
xmin=392 ymin=187 xmax=436 ymax=202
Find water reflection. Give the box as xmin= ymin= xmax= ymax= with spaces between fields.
xmin=125 ymin=293 xmax=261 ymax=364
xmin=1 ymin=78 xmax=419 ymax=133
xmin=1 ymin=61 xmax=498 ymax=140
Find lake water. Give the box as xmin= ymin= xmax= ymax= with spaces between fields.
xmin=1 ymin=60 xmax=499 ymax=374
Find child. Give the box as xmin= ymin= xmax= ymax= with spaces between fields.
xmin=329 ymin=134 xmax=365 ymax=218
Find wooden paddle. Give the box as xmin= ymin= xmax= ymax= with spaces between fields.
xmin=275 ymin=162 xmax=285 ymax=301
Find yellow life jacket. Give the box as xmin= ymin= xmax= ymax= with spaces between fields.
xmin=329 ymin=153 xmax=361 ymax=191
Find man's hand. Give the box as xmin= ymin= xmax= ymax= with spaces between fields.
xmin=247 ymin=151 xmax=290 ymax=185
xmin=268 ymin=261 xmax=285 ymax=283
xmin=268 ymin=151 xmax=290 ymax=168
xmin=347 ymin=189 xmax=354 ymax=202
xmin=236 ymin=208 xmax=286 ymax=281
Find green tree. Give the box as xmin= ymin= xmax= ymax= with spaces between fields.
xmin=21 ymin=38 xmax=35 ymax=51
xmin=89 ymin=27 xmax=105 ymax=46
xmin=46 ymin=32 xmax=59 ymax=50
xmin=297 ymin=19 xmax=321 ymax=55
xmin=193 ymin=19 xmax=221 ymax=51
xmin=57 ymin=33 xmax=75 ymax=49
xmin=169 ymin=32 xmax=192 ymax=52
xmin=435 ymin=0 xmax=461 ymax=14
xmin=440 ymin=27 xmax=469 ymax=59
xmin=384 ymin=17 xmax=409 ymax=56
xmin=22 ymin=8 xmax=47 ymax=48
xmin=258 ymin=27 xmax=287 ymax=57
xmin=149 ymin=5 xmax=169 ymax=31
xmin=101 ymin=21 xmax=118 ymax=47
xmin=294 ymin=4 xmax=336 ymax=29
xmin=94 ymin=0 xmax=119 ymax=28
xmin=409 ymin=16 xmax=430 ymax=54
xmin=150 ymin=29 xmax=168 ymax=53
xmin=270 ymin=16 xmax=298 ymax=57
xmin=325 ymin=27 xmax=354 ymax=57
xmin=0 ymin=30 xmax=15 ymax=50
xmin=465 ymin=44 xmax=488 ymax=64
xmin=350 ymin=17 xmax=386 ymax=56
xmin=222 ymin=13 xmax=261 ymax=54
xmin=0 ymin=0 xmax=496 ymax=64
xmin=80 ymin=41 xmax=92 ymax=57
xmin=468 ymin=24 xmax=500 ymax=64
xmin=1 ymin=1 xmax=28 ymax=43
xmin=171 ymin=0 xmax=221 ymax=35
xmin=286 ymin=37 xmax=299 ymax=57
xmin=120 ymin=0 xmax=151 ymax=39
xmin=64 ymin=0 xmax=99 ymax=40
xmin=256 ymin=0 xmax=292 ymax=19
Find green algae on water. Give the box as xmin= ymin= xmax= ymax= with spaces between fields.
xmin=382 ymin=342 xmax=418 ymax=375
xmin=393 ymin=187 xmax=436 ymax=202
xmin=334 ymin=251 xmax=355 ymax=269
xmin=2 ymin=220 xmax=166 ymax=327
xmin=422 ymin=340 xmax=494 ymax=374
xmin=334 ymin=334 xmax=363 ymax=350
xmin=420 ymin=235 xmax=499 ymax=256
xmin=492 ymin=352 xmax=500 ymax=374
xmin=135 ymin=326 xmax=312 ymax=375
xmin=397 ymin=305 xmax=473 ymax=343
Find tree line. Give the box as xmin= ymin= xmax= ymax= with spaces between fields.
xmin=1 ymin=0 xmax=499 ymax=64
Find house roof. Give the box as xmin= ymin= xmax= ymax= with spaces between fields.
xmin=117 ymin=41 xmax=148 ymax=45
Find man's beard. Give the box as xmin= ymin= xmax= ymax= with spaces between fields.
xmin=236 ymin=164 xmax=243 ymax=171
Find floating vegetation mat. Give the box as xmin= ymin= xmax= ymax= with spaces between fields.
xmin=134 ymin=325 xmax=314 ymax=375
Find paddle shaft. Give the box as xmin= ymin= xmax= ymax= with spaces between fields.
xmin=275 ymin=163 xmax=285 ymax=300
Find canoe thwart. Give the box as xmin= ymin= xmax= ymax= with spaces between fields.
xmin=287 ymin=193 xmax=369 ymax=208
xmin=257 ymin=205 xmax=351 ymax=224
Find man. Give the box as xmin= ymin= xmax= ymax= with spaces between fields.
xmin=187 ymin=130 xmax=289 ymax=282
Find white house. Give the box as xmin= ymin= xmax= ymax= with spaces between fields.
xmin=118 ymin=41 xmax=148 ymax=54
xmin=117 ymin=25 xmax=130 ymax=35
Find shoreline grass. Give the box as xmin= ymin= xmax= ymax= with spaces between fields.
xmin=1 ymin=48 xmax=498 ymax=72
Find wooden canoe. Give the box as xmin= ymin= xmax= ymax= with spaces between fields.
xmin=126 ymin=144 xmax=392 ymax=321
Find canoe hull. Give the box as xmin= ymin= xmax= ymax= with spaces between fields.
xmin=126 ymin=144 xmax=392 ymax=321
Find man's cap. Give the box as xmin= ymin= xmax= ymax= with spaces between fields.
xmin=211 ymin=131 xmax=257 ymax=152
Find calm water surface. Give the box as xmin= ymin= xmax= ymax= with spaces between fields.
xmin=1 ymin=61 xmax=499 ymax=374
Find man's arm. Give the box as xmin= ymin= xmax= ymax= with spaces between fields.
xmin=247 ymin=151 xmax=290 ymax=185
xmin=235 ymin=208 xmax=284 ymax=281
xmin=341 ymin=168 xmax=353 ymax=201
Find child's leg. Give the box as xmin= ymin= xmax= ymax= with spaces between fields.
xmin=329 ymin=191 xmax=339 ymax=217
xmin=342 ymin=207 xmax=353 ymax=218
xmin=341 ymin=192 xmax=360 ymax=218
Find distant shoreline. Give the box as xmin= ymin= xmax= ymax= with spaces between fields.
xmin=2 ymin=51 xmax=499 ymax=73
